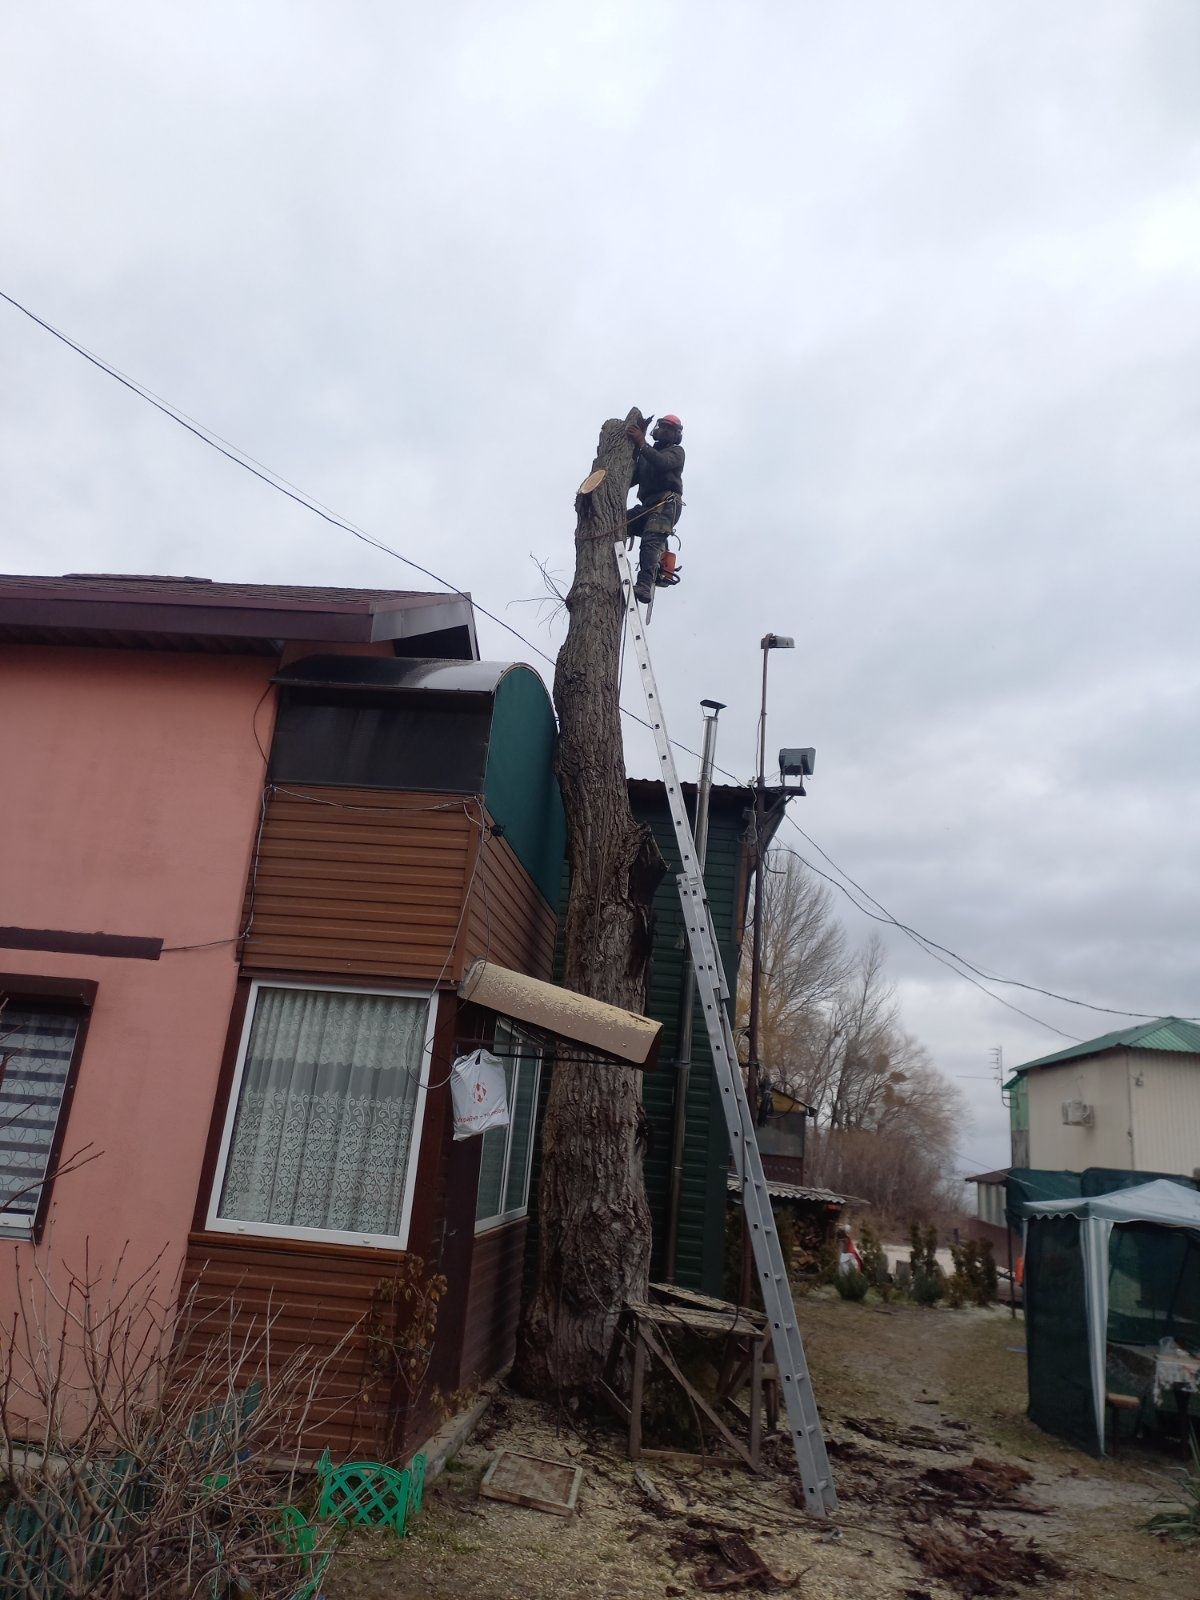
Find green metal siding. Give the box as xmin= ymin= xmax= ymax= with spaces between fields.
xmin=523 ymin=783 xmax=751 ymax=1304
xmin=482 ymin=667 xmax=565 ymax=906
xmin=630 ymin=787 xmax=750 ymax=1296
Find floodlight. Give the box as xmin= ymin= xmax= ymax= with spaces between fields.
xmin=779 ymin=747 xmax=816 ymax=778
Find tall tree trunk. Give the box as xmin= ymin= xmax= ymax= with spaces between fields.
xmin=514 ymin=409 xmax=665 ymax=1397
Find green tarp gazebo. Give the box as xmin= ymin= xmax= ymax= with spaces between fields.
xmin=1022 ymin=1178 xmax=1200 ymax=1453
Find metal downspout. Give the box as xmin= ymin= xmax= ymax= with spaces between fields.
xmin=663 ymin=699 xmax=723 ymax=1282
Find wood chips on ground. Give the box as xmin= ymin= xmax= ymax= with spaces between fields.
xmin=325 ymin=1291 xmax=1200 ymax=1599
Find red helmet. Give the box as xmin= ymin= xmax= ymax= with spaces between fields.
xmin=660 ymin=414 xmax=682 ymax=428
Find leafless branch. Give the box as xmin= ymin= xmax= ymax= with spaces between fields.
xmin=0 ymin=1244 xmax=349 ymax=1597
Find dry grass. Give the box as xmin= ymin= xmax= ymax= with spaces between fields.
xmin=326 ymin=1290 xmax=1200 ymax=1599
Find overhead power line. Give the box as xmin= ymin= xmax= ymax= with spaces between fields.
xmin=1 ymin=287 xmax=736 ymax=772
xmin=773 ymin=840 xmax=1081 ymax=1042
xmin=5 ymin=289 xmax=1195 ymax=1035
xmin=780 ymin=817 xmax=1200 ymax=1027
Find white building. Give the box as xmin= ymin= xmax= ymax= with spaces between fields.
xmin=1011 ymin=1017 xmax=1200 ymax=1177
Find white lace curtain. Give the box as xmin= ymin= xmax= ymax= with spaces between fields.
xmin=217 ymin=987 xmax=426 ymax=1238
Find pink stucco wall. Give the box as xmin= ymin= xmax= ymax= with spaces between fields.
xmin=0 ymin=645 xmax=276 ymax=1300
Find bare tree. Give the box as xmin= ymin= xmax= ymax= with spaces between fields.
xmin=742 ymin=854 xmax=851 ymax=1103
xmin=741 ymin=857 xmax=968 ymax=1223
xmin=515 ymin=410 xmax=665 ymax=1398
xmin=0 ymin=1244 xmax=342 ymax=1598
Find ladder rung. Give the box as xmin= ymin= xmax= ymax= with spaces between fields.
xmin=614 ymin=540 xmax=836 ymax=1516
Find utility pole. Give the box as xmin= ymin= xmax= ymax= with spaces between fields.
xmin=664 ymin=698 xmax=724 ymax=1283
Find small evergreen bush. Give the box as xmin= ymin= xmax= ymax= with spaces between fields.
xmin=834 ymin=1266 xmax=870 ymax=1302
xmin=858 ymin=1221 xmax=886 ymax=1287
xmin=912 ymin=1269 xmax=944 ymax=1306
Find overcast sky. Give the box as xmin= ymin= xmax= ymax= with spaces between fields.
xmin=4 ymin=3 xmax=1198 ymax=1176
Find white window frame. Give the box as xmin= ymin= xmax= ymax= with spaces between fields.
xmin=474 ymin=1021 xmax=543 ymax=1235
xmin=206 ymin=979 xmax=435 ymax=1251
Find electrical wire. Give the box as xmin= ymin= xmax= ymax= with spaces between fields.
xmin=772 ymin=839 xmax=1081 ymax=1042
xmin=777 ymin=816 xmax=1200 ymax=1028
xmin=7 ymin=288 xmax=1194 ymax=1032
xmin=0 ymin=288 xmax=713 ymax=766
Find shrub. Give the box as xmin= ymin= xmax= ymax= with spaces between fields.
xmin=912 ymin=1268 xmax=944 ymax=1307
xmin=946 ymin=1238 xmax=996 ymax=1308
xmin=980 ymin=1238 xmax=999 ymax=1303
xmin=857 ymin=1222 xmax=886 ymax=1287
xmin=1144 ymin=1435 xmax=1200 ymax=1544
xmin=834 ymin=1267 xmax=870 ymax=1302
xmin=0 ymin=1247 xmax=343 ymax=1599
xmin=909 ymin=1221 xmax=938 ymax=1282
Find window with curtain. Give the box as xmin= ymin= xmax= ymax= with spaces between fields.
xmin=212 ymin=985 xmax=429 ymax=1245
xmin=475 ymin=1022 xmax=542 ymax=1232
xmin=0 ymin=1005 xmax=82 ymax=1237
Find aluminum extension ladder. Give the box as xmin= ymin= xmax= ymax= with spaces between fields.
xmin=615 ymin=540 xmax=837 ymax=1515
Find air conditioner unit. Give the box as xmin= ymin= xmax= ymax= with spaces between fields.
xmin=1062 ymin=1100 xmax=1094 ymax=1127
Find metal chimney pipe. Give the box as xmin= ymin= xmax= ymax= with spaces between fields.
xmin=663 ymin=698 xmax=724 ymax=1283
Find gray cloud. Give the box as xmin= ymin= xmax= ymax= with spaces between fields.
xmin=4 ymin=1 xmax=1198 ymax=1173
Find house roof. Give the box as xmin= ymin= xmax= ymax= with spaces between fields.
xmin=725 ymin=1174 xmax=853 ymax=1207
xmin=0 ymin=572 xmax=478 ymax=658
xmin=965 ymin=1168 xmax=1010 ymax=1186
xmin=1015 ymin=1017 xmax=1200 ymax=1075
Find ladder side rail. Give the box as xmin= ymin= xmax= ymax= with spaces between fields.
xmin=676 ymin=876 xmax=837 ymax=1513
xmin=614 ymin=540 xmax=729 ymax=996
xmin=614 ymin=541 xmax=836 ymax=1514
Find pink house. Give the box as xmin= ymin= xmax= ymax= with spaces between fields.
xmin=0 ymin=572 xmax=571 ymax=1459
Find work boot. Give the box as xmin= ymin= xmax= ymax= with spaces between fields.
xmin=636 ymin=533 xmax=666 ymax=604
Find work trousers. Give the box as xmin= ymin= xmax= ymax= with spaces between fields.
xmin=628 ymin=497 xmax=679 ymax=598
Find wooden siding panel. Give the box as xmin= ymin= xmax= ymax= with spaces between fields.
xmin=462 ymin=828 xmax=557 ymax=981
xmin=459 ymin=1220 xmax=528 ymax=1387
xmin=241 ymin=786 xmax=477 ymax=982
xmin=180 ymin=1232 xmax=395 ymax=1462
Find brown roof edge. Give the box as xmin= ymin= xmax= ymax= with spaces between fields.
xmin=0 ymin=577 xmax=478 ymax=652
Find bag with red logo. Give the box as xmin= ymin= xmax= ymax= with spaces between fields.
xmin=450 ymin=1048 xmax=511 ymax=1140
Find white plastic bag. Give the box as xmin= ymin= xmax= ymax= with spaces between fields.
xmin=450 ymin=1048 xmax=511 ymax=1141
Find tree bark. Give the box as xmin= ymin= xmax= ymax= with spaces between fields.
xmin=514 ymin=410 xmax=665 ymax=1397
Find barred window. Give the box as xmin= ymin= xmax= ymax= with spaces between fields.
xmin=0 ymin=1006 xmax=82 ymax=1237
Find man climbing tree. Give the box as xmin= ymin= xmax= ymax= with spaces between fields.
xmin=626 ymin=413 xmax=685 ymax=603
xmin=515 ymin=409 xmax=665 ymax=1398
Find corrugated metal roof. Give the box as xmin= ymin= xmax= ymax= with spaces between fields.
xmin=1017 ymin=1017 xmax=1200 ymax=1074
xmin=726 ymin=1175 xmax=850 ymax=1206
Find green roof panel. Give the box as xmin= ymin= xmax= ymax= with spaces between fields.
xmin=1017 ymin=1017 xmax=1200 ymax=1075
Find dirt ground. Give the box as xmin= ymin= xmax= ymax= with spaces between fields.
xmin=325 ymin=1290 xmax=1199 ymax=1599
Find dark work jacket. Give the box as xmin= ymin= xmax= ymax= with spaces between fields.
xmin=632 ymin=442 xmax=685 ymax=508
